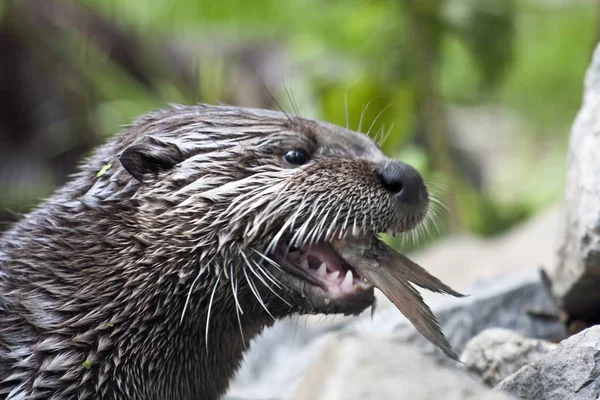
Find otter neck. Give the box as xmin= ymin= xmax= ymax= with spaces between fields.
xmin=81 ymin=227 xmax=276 ymax=399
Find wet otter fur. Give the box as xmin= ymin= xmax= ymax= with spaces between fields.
xmin=0 ymin=104 xmax=430 ymax=399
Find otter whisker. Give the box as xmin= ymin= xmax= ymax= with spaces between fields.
xmin=246 ymin=261 xmax=277 ymax=293
xmin=290 ymin=203 xmax=320 ymax=248
xmin=250 ymin=261 xmax=292 ymax=307
xmin=230 ymin=264 xmax=244 ymax=316
xmin=342 ymin=204 xmax=353 ymax=233
xmin=428 ymin=184 xmax=450 ymax=196
xmin=357 ymin=96 xmax=378 ymax=133
xmin=373 ymin=124 xmax=385 ymax=147
xmin=410 ymin=227 xmax=418 ymax=246
xmin=249 ymin=256 xmax=285 ymax=290
xmin=263 ymin=83 xmax=295 ymax=123
xmin=205 ymin=273 xmax=222 ymax=354
xmin=180 ymin=258 xmax=213 ymax=325
xmin=417 ymin=222 xmax=429 ymax=244
xmin=426 ymin=204 xmax=444 ymax=235
xmin=252 ymin=193 xmax=295 ymax=231
xmin=380 ymin=122 xmax=395 ymax=147
xmin=242 ymin=265 xmax=275 ymax=321
xmin=415 ymin=221 xmax=424 ymax=243
xmin=306 ymin=198 xmax=334 ymax=245
xmin=288 ymin=196 xmax=309 ymax=228
xmin=430 ymin=195 xmax=452 ymax=215
xmin=325 ymin=205 xmax=344 ymax=241
xmin=283 ymin=80 xmax=301 ymax=118
xmin=252 ymin=249 xmax=280 ymax=268
xmin=366 ymin=103 xmax=392 ymax=139
xmin=251 ymin=260 xmax=283 ymax=290
xmin=261 ymin=193 xmax=310 ymax=253
xmin=316 ymin=197 xmax=335 ymax=232
xmin=420 ymin=214 xmax=433 ymax=239
xmin=241 ymin=251 xmax=282 ymax=291
xmin=230 ymin=264 xmax=246 ymax=346
xmin=247 ymin=179 xmax=295 ymax=218
xmin=240 ymin=250 xmax=276 ymax=318
xmin=265 ymin=209 xmax=301 ymax=255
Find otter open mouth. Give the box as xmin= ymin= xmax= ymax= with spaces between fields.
xmin=273 ymin=241 xmax=373 ymax=298
xmin=271 ymin=234 xmax=464 ymax=359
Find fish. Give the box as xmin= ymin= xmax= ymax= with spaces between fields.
xmin=331 ymin=235 xmax=465 ymax=359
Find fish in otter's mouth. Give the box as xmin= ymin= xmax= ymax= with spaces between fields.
xmin=269 ymin=233 xmax=463 ymax=359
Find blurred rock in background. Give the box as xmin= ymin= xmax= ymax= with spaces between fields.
xmin=461 ymin=328 xmax=557 ymax=387
xmin=553 ymin=42 xmax=600 ymax=331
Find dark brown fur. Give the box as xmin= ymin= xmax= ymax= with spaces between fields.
xmin=0 ymin=104 xmax=427 ymax=399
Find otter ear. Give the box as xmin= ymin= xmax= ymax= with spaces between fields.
xmin=120 ymin=142 xmax=183 ymax=183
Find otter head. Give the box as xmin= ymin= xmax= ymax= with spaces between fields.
xmin=0 ymin=104 xmax=444 ymax=400
xmin=115 ymin=104 xmax=428 ymax=323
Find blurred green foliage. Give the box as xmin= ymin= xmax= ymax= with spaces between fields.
xmin=1 ymin=0 xmax=597 ymax=250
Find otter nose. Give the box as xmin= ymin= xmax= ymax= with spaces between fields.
xmin=376 ymin=161 xmax=426 ymax=204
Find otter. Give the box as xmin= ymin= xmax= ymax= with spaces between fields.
xmin=0 ymin=104 xmax=438 ymax=399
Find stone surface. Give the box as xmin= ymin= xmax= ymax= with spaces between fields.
xmin=461 ymin=328 xmax=556 ymax=387
xmin=496 ymin=326 xmax=600 ymax=400
xmin=227 ymin=317 xmax=347 ymax=399
xmin=554 ymin=43 xmax=600 ymax=322
xmin=228 ymin=267 xmax=565 ymax=399
xmin=291 ymin=334 xmax=511 ymax=400
xmin=353 ymin=267 xmax=566 ymax=361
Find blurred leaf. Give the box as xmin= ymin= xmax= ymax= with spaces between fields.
xmin=444 ymin=0 xmax=516 ymax=93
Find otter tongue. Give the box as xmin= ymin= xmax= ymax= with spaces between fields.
xmin=331 ymin=236 xmax=464 ymax=360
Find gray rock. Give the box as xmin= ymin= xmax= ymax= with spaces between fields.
xmin=461 ymin=328 xmax=556 ymax=387
xmin=354 ymin=267 xmax=566 ymax=360
xmin=554 ymin=42 xmax=600 ymax=322
xmin=227 ymin=317 xmax=348 ymax=399
xmin=228 ymin=267 xmax=566 ymax=399
xmin=496 ymin=325 xmax=600 ymax=400
xmin=291 ymin=333 xmax=512 ymax=400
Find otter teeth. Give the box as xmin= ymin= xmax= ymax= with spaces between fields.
xmin=317 ymin=263 xmax=327 ymax=276
xmin=342 ymin=270 xmax=353 ymax=290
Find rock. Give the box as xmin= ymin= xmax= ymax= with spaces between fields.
xmin=228 ymin=267 xmax=566 ymax=399
xmin=354 ymin=267 xmax=566 ymax=361
xmin=461 ymin=328 xmax=556 ymax=387
xmin=291 ymin=333 xmax=512 ymax=400
xmin=554 ymin=43 xmax=600 ymax=323
xmin=227 ymin=317 xmax=348 ymax=399
xmin=496 ymin=325 xmax=600 ymax=400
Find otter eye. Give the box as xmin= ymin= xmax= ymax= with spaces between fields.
xmin=283 ymin=149 xmax=310 ymax=166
